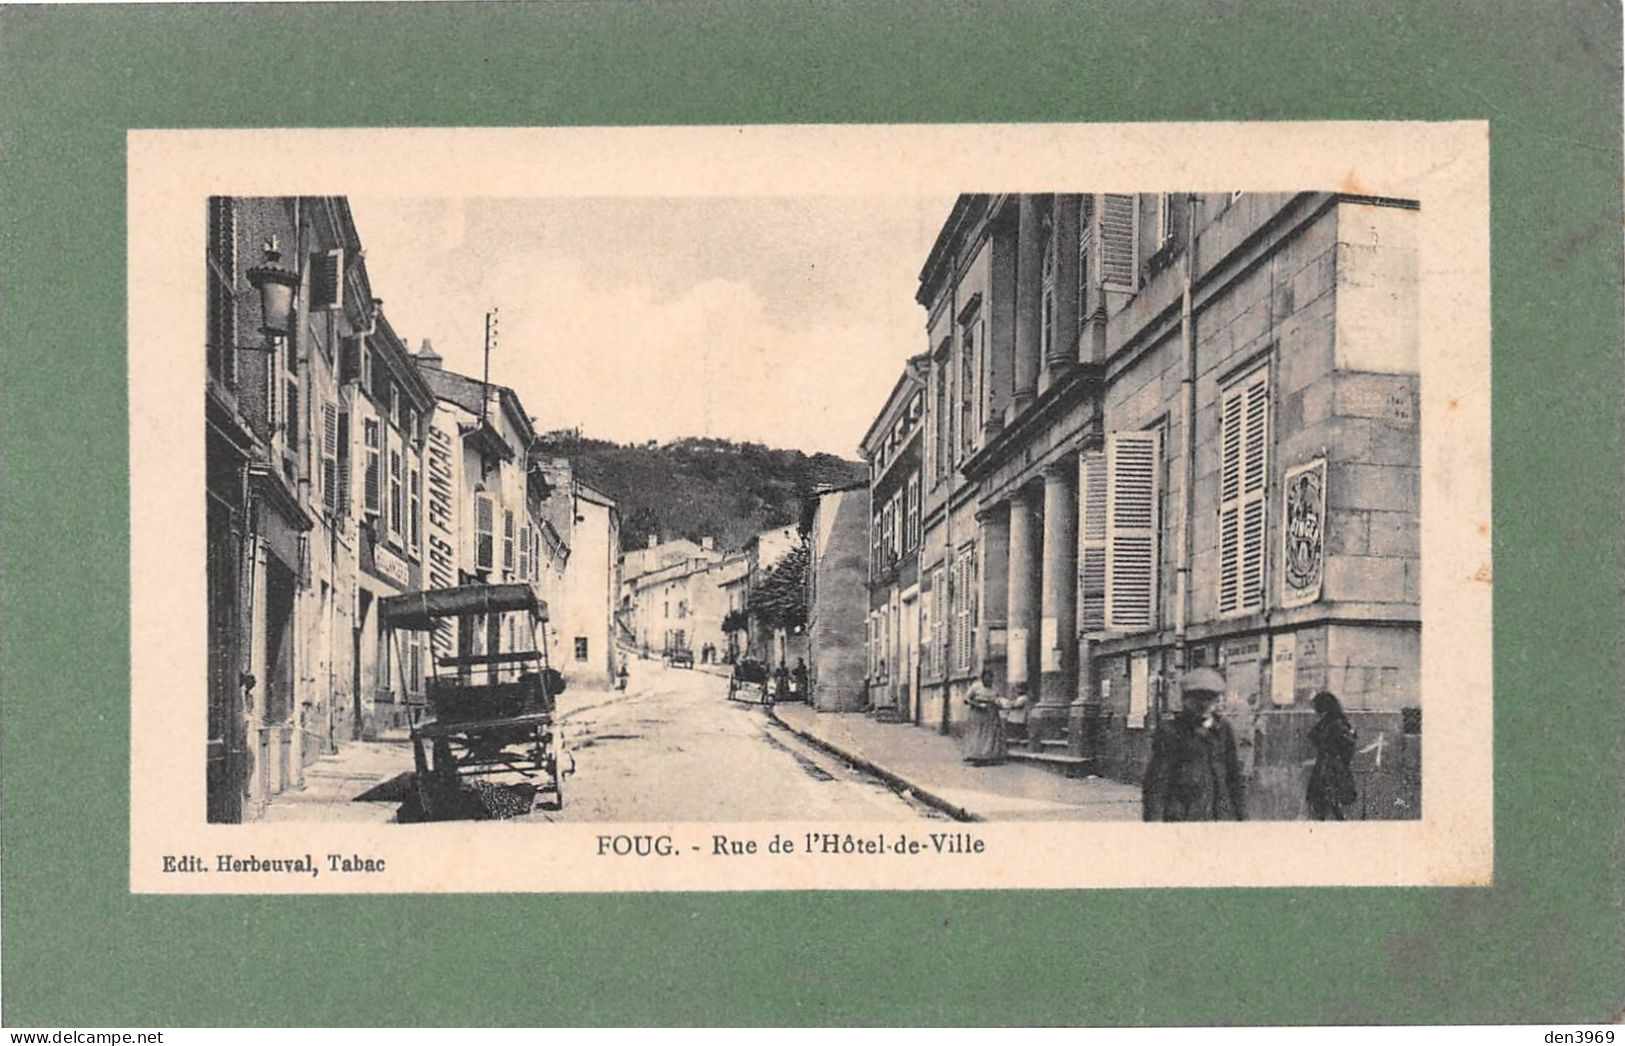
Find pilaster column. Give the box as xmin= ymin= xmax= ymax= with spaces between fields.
xmin=976 ymin=507 xmax=1011 ymax=683
xmin=1011 ymin=195 xmax=1042 ymax=419
xmin=1005 ymin=487 xmax=1042 ymax=695
xmin=1039 ymin=463 xmax=1079 ymax=711
xmin=1050 ymin=195 xmax=1081 ymax=374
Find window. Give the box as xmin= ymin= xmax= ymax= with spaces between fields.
xmin=958 ymin=319 xmax=979 ymax=460
xmin=206 ymin=197 xmax=237 ymax=387
xmin=1100 ymin=193 xmax=1138 ymax=291
xmin=872 ymin=511 xmax=883 ymax=579
xmin=1105 ymin=430 xmax=1161 ymax=632
xmin=360 ymin=346 xmax=372 ymax=390
xmin=1077 ymin=193 xmax=1094 ymax=327
xmin=931 ymin=565 xmax=948 ymax=677
xmin=388 ymin=448 xmax=403 ymax=539
xmin=905 ymin=473 xmax=920 ymax=551
xmin=407 ymin=634 xmax=422 ymax=694
xmin=363 ymin=418 xmax=381 ymax=514
xmin=1155 ymin=193 xmax=1173 ymax=249
xmin=475 ymin=493 xmax=494 ymax=571
xmin=408 ymin=462 xmax=421 ymax=552
xmin=933 ymin=342 xmax=952 ymax=481
xmin=1219 ymin=367 xmax=1270 ymax=616
xmin=1041 ymin=220 xmax=1056 ymax=361
xmin=503 ymin=510 xmax=516 ymax=573
xmin=286 ymin=379 xmax=299 ymax=449
xmin=321 ymin=403 xmax=339 ymax=512
xmin=310 ymin=248 xmax=342 ymax=311
xmin=920 ymin=573 xmax=934 ymax=677
xmin=575 ymin=637 xmax=589 ymax=662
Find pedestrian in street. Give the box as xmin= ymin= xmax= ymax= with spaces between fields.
xmin=792 ymin=658 xmax=809 ymax=702
xmin=617 ymin=660 xmax=629 ymax=692
xmin=962 ymin=668 xmax=1007 ymax=765
xmin=1306 ymin=690 xmax=1358 ymax=820
xmin=1002 ymin=680 xmax=1031 ymax=750
xmin=1141 ymin=668 xmax=1246 ymax=821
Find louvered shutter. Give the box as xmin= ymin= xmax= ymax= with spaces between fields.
xmin=310 ymin=248 xmax=343 ymax=311
xmin=321 ymin=403 xmax=339 ymax=511
xmin=336 ymin=410 xmax=351 ymax=514
xmin=363 ymin=418 xmax=381 ymax=514
xmin=1219 ymin=369 xmax=1270 ymax=615
xmin=1105 ymin=430 xmax=1160 ymax=631
xmin=475 ymin=495 xmax=494 ymax=570
xmin=503 ymin=510 xmax=515 ymax=572
xmin=1078 ymin=449 xmax=1108 ymax=632
xmin=519 ymin=523 xmax=530 ymax=579
xmin=1100 ymin=193 xmax=1138 ymax=290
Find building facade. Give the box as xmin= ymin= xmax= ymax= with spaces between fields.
xmin=893 ymin=191 xmax=1420 ymax=817
xmin=803 ymin=484 xmax=871 ymax=712
xmin=859 ymin=358 xmax=927 ymax=721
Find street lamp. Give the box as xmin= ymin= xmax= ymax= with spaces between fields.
xmin=245 ymin=240 xmax=300 ymax=340
xmin=209 ymin=238 xmax=299 ymax=353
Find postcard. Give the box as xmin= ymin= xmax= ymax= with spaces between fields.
xmin=129 ymin=121 xmax=1490 ymax=892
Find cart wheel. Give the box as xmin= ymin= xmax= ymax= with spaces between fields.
xmin=411 ymin=740 xmax=436 ymax=819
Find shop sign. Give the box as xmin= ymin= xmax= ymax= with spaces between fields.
xmin=371 ymin=541 xmax=412 ymax=589
xmin=1281 ymin=457 xmax=1327 ymax=608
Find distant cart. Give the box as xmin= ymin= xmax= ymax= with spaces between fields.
xmin=378 ymin=583 xmax=566 ymax=818
xmin=727 ymin=657 xmax=771 ymax=704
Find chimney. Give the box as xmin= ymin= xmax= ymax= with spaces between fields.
xmin=701 ymin=536 xmax=714 ymax=551
xmin=647 ymin=534 xmax=658 ymax=550
xmin=416 ymin=338 xmax=443 ymax=370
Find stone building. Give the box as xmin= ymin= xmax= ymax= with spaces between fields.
xmin=898 ymin=191 xmax=1420 ymax=817
xmin=858 ymin=356 xmax=927 ymax=721
xmin=802 ymin=483 xmax=872 ymax=712
xmin=205 ymin=195 xmax=424 ymax=819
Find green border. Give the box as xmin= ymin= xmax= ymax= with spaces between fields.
xmin=2 ymin=1 xmax=1620 ymax=1027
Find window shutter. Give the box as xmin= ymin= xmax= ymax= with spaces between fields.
xmin=1078 ymin=449 xmax=1108 ymax=632
xmin=363 ymin=418 xmax=380 ymax=514
xmin=408 ymin=463 xmax=421 ymax=551
xmin=321 ymin=403 xmax=339 ymax=511
xmin=389 ymin=448 xmax=403 ymax=538
xmin=1100 ymin=193 xmax=1138 ymax=290
xmin=1105 ymin=430 xmax=1160 ymax=631
xmin=519 ymin=523 xmax=531 ymax=579
xmin=1219 ymin=369 xmax=1270 ymax=615
xmin=336 ymin=410 xmax=351 ymax=515
xmin=503 ymin=510 xmax=515 ymax=572
xmin=310 ymin=248 xmax=343 ymax=311
xmin=475 ymin=495 xmax=494 ymax=570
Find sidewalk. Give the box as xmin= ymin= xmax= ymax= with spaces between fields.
xmin=771 ymin=704 xmax=1142 ymax=821
xmin=261 ymin=740 xmax=418 ymax=823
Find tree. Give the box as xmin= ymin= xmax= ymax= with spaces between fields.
xmin=748 ymin=542 xmax=808 ymax=631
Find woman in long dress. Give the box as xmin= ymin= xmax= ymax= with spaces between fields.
xmin=1307 ymin=690 xmax=1358 ymax=820
xmin=963 ymin=669 xmax=1005 ymax=765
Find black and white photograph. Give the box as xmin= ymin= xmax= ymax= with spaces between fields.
xmin=133 ymin=123 xmax=1490 ymax=892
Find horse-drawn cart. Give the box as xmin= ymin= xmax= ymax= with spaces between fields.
xmin=378 ymin=583 xmax=567 ymax=818
xmin=726 ymin=657 xmax=772 ymax=704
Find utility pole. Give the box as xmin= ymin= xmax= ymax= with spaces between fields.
xmin=481 ymin=306 xmax=499 ymax=424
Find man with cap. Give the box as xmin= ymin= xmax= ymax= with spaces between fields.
xmin=1141 ymin=667 xmax=1247 ymax=821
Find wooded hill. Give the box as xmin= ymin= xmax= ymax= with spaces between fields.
xmin=535 ymin=432 xmax=866 ymax=554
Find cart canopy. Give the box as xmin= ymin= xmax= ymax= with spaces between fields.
xmin=379 ymin=583 xmax=548 ymax=631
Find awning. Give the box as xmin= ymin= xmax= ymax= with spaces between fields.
xmin=378 ymin=583 xmax=548 ymax=631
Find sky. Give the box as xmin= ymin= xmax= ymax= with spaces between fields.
xmin=347 ymin=195 xmax=958 ymax=457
